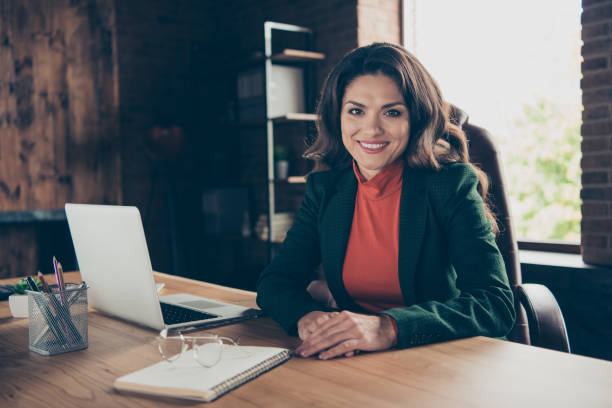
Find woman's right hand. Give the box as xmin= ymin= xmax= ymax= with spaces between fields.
xmin=297 ymin=311 xmax=339 ymax=341
xmin=297 ymin=311 xmax=360 ymax=358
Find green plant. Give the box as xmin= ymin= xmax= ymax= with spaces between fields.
xmin=500 ymin=98 xmax=581 ymax=241
xmin=13 ymin=278 xmax=41 ymax=295
xmin=274 ymin=146 xmax=288 ymax=162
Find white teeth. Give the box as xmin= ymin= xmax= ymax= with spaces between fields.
xmin=360 ymin=142 xmax=387 ymax=149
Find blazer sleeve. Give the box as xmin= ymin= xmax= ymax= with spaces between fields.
xmin=381 ymin=163 xmax=516 ymax=348
xmin=256 ymin=173 xmax=332 ymax=335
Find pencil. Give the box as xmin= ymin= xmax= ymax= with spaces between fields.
xmin=57 ymin=261 xmax=66 ymax=292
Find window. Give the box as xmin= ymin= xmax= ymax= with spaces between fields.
xmin=403 ymin=0 xmax=582 ymax=244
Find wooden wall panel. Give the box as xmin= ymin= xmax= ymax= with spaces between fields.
xmin=0 ymin=225 xmax=38 ymax=278
xmin=0 ymin=0 xmax=121 ymax=211
xmin=0 ymin=0 xmax=120 ymax=279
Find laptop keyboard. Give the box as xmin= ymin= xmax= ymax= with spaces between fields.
xmin=160 ymin=302 xmax=217 ymax=325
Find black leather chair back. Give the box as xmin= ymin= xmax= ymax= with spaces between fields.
xmin=451 ymin=106 xmax=530 ymax=345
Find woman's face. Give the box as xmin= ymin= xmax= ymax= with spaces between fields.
xmin=340 ymin=73 xmax=410 ymax=180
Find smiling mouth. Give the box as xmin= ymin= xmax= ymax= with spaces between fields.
xmin=358 ymin=141 xmax=389 ymax=153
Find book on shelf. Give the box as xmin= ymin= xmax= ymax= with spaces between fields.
xmin=114 ymin=346 xmax=290 ymax=402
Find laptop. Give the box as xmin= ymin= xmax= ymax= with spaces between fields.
xmin=65 ymin=203 xmax=263 ymax=332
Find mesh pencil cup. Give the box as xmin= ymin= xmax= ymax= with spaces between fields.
xmin=27 ymin=283 xmax=89 ymax=356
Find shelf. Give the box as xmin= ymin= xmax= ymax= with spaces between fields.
xmin=240 ymin=49 xmax=325 ymax=69
xmin=270 ymin=49 xmax=325 ymax=62
xmin=286 ymin=176 xmax=306 ymax=184
xmin=271 ymin=113 xmax=317 ymax=122
xmin=231 ymin=177 xmax=307 ymax=185
xmin=229 ymin=114 xmax=317 ymax=128
xmin=0 ymin=209 xmax=66 ymax=224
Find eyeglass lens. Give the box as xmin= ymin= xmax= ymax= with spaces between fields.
xmin=192 ymin=337 xmax=224 ymax=367
xmin=157 ymin=336 xmax=187 ymax=362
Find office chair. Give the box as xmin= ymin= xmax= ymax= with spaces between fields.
xmin=451 ymin=105 xmax=571 ymax=353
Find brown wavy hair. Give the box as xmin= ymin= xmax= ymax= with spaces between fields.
xmin=304 ymin=42 xmax=497 ymax=233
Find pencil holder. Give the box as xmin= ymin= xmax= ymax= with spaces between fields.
xmin=27 ymin=284 xmax=89 ymax=356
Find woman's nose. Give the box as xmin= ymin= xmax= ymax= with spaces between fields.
xmin=362 ymin=113 xmax=383 ymax=136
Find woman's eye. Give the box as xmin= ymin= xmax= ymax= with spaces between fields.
xmin=385 ymin=109 xmax=402 ymax=117
xmin=348 ymin=108 xmax=363 ymax=115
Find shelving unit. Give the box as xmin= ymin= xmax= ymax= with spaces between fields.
xmin=200 ymin=24 xmax=323 ymax=288
xmin=264 ymin=22 xmax=323 ymax=260
xmin=236 ymin=21 xmax=324 ymax=260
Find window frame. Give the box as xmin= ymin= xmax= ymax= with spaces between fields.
xmin=517 ymin=240 xmax=580 ymax=255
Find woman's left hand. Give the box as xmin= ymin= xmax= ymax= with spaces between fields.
xmin=294 ymin=311 xmax=397 ymax=359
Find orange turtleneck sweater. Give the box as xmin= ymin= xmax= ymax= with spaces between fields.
xmin=342 ymin=159 xmax=406 ymax=313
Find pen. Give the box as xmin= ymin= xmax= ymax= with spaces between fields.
xmin=26 ymin=275 xmax=68 ymax=346
xmin=37 ymin=271 xmax=74 ymax=345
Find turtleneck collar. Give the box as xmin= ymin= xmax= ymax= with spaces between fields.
xmin=352 ymin=159 xmax=404 ymax=200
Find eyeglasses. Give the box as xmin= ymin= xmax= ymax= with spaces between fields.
xmin=156 ymin=329 xmax=249 ymax=368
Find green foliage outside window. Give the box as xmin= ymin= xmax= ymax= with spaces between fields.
xmin=498 ymin=99 xmax=582 ymax=242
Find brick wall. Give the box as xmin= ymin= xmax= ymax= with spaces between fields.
xmin=112 ymin=0 xmax=364 ymax=284
xmin=214 ymin=0 xmax=359 ymax=99
xmin=111 ymin=0 xmax=402 ymax=284
xmin=114 ymin=1 xmax=220 ymax=278
xmin=357 ymin=0 xmax=402 ymax=46
xmin=200 ymin=0 xmax=360 ymax=288
xmin=581 ymin=0 xmax=612 ymax=266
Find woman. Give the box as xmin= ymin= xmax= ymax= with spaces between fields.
xmin=256 ymin=42 xmax=515 ymax=360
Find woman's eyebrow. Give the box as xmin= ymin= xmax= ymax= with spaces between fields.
xmin=343 ymin=101 xmax=406 ymax=108
xmin=382 ymin=102 xmax=406 ymax=109
xmin=344 ymin=100 xmax=365 ymax=107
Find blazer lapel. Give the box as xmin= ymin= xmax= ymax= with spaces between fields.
xmin=320 ymin=169 xmax=361 ymax=310
xmin=397 ymin=166 xmax=429 ymax=306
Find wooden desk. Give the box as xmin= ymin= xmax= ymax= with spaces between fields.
xmin=2 ymin=272 xmax=612 ymax=407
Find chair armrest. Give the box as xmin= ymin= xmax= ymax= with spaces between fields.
xmin=517 ymin=283 xmax=571 ymax=353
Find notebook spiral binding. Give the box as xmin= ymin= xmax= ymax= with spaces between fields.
xmin=209 ymin=349 xmax=291 ymax=401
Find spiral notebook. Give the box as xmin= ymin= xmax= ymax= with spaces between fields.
xmin=113 ymin=346 xmax=290 ymax=402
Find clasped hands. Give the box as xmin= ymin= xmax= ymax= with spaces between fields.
xmin=294 ymin=310 xmax=397 ymax=360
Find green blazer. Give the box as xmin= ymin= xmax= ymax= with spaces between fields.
xmin=256 ymin=162 xmax=515 ymax=349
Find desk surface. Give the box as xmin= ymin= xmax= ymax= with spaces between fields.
xmin=2 ymin=272 xmax=612 ymax=407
